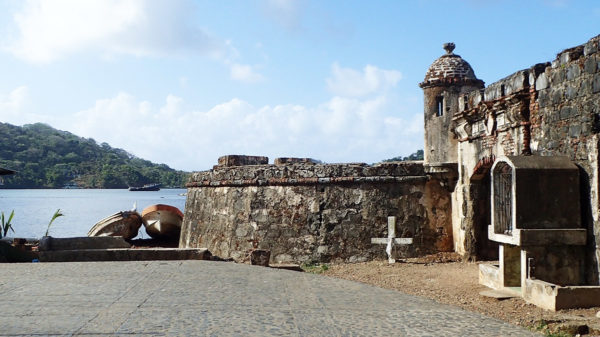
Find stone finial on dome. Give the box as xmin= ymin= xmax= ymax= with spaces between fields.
xmin=419 ymin=42 xmax=484 ymax=89
xmin=443 ymin=42 xmax=455 ymax=55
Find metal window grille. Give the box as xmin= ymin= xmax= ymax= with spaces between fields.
xmin=493 ymin=163 xmax=512 ymax=235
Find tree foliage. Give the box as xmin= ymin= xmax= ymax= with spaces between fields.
xmin=0 ymin=122 xmax=190 ymax=188
xmin=381 ymin=149 xmax=424 ymax=163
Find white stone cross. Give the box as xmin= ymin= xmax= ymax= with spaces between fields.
xmin=370 ymin=216 xmax=413 ymax=264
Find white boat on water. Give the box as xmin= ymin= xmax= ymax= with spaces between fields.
xmin=141 ymin=204 xmax=184 ymax=239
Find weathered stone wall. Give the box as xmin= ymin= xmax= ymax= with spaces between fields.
xmin=423 ymin=84 xmax=483 ymax=165
xmin=451 ymin=35 xmax=600 ymax=275
xmin=530 ymin=36 xmax=600 ymax=284
xmin=180 ymin=160 xmax=453 ymax=263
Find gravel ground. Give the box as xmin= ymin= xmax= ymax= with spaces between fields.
xmin=321 ymin=253 xmax=600 ymax=336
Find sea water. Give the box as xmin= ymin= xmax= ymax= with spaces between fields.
xmin=0 ymin=189 xmax=187 ymax=239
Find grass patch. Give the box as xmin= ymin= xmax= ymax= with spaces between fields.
xmin=301 ymin=262 xmax=329 ymax=274
xmin=532 ymin=320 xmax=576 ymax=337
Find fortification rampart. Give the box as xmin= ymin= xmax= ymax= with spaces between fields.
xmin=180 ymin=157 xmax=453 ymax=264
xmin=450 ymin=35 xmax=600 ymax=278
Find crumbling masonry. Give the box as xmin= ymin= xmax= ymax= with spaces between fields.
xmin=181 ymin=35 xmax=600 ymax=309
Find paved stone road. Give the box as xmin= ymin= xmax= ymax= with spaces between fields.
xmin=0 ymin=261 xmax=539 ymax=336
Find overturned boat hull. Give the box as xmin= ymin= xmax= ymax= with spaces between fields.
xmin=141 ymin=204 xmax=183 ymax=240
xmin=87 ymin=211 xmax=142 ymax=240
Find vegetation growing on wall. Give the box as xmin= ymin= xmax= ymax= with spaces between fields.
xmin=0 ymin=122 xmax=189 ymax=188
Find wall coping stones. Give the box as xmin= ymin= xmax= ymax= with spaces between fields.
xmin=188 ymin=161 xmax=427 ymax=188
xmin=274 ymin=157 xmax=320 ymax=165
xmin=217 ymin=155 xmax=269 ymax=167
xmin=463 ymin=35 xmax=599 ymax=112
xmin=186 ymin=175 xmax=427 ymax=188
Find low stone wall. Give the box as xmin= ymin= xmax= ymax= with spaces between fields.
xmin=180 ymin=159 xmax=453 ymax=263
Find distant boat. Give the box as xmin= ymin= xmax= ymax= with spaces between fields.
xmin=141 ymin=204 xmax=183 ymax=240
xmin=87 ymin=211 xmax=142 ymax=240
xmin=129 ymin=183 xmax=161 ymax=191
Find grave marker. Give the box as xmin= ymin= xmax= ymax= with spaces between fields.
xmin=370 ymin=216 xmax=413 ymax=264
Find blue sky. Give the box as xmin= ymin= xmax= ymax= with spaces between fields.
xmin=0 ymin=0 xmax=598 ymax=171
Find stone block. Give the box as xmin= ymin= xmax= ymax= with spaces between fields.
xmin=581 ymin=78 xmax=593 ymax=95
xmin=585 ymin=56 xmax=598 ymax=74
xmin=567 ymin=64 xmax=581 ymax=80
xmin=38 ymin=236 xmax=131 ymax=251
xmin=537 ymin=90 xmax=548 ymax=108
xmin=0 ymin=241 xmax=37 ymax=262
xmin=274 ymin=157 xmax=320 ymax=165
xmin=551 ymin=68 xmax=565 ymax=84
xmin=569 ymin=124 xmax=582 ymax=138
xmin=484 ymin=83 xmax=501 ymax=101
xmin=479 ymin=263 xmax=502 ymax=290
xmin=560 ymin=106 xmax=572 ymax=120
xmin=218 ymin=155 xmax=268 ymax=167
xmin=524 ymin=278 xmax=600 ymax=311
xmin=250 ymin=249 xmax=271 ymax=266
xmin=566 ymin=84 xmax=579 ymax=100
xmin=551 ymin=89 xmax=563 ymax=105
xmin=38 ymin=248 xmax=212 ymax=262
xmin=584 ymin=40 xmax=598 ymax=56
xmin=510 ymin=71 xmax=527 ymax=93
xmin=559 ymin=51 xmax=570 ymax=64
xmin=472 ymin=90 xmax=483 ymax=106
xmin=593 ymin=74 xmax=600 ymax=93
xmin=535 ymin=73 xmax=548 ymax=90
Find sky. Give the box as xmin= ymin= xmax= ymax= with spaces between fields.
xmin=0 ymin=0 xmax=599 ymax=171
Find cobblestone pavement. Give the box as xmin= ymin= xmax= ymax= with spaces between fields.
xmin=0 ymin=261 xmax=540 ymax=336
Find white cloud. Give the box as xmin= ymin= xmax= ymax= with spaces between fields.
xmin=0 ymin=86 xmax=63 ymax=126
xmin=230 ymin=63 xmax=264 ymax=83
xmin=66 ymin=94 xmax=421 ymax=171
xmin=0 ymin=86 xmax=47 ymax=125
xmin=5 ymin=0 xmax=225 ymax=63
xmin=49 ymin=63 xmax=420 ymax=171
xmin=5 ymin=1 xmax=267 ymax=85
xmin=326 ymin=63 xmax=402 ymax=97
xmin=0 ymin=86 xmax=28 ymax=113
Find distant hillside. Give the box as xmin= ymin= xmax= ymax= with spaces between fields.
xmin=381 ymin=150 xmax=424 ymax=163
xmin=0 ymin=122 xmax=189 ymax=188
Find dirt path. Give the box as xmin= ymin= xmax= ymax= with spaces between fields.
xmin=321 ymin=253 xmax=600 ymax=336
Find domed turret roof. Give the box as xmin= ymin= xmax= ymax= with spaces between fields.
xmin=419 ymin=43 xmax=484 ymax=88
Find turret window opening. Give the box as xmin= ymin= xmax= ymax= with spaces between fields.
xmin=436 ymin=96 xmax=444 ymax=117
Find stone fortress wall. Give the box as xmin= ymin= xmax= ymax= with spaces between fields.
xmin=180 ymin=34 xmax=600 ymax=273
xmin=180 ymin=156 xmax=453 ymax=263
xmin=451 ymin=35 xmax=600 ymax=282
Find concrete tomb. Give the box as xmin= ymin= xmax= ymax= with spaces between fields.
xmin=479 ymin=156 xmax=596 ymax=310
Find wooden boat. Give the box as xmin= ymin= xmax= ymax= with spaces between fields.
xmin=141 ymin=204 xmax=184 ymax=239
xmin=87 ymin=211 xmax=142 ymax=240
xmin=129 ymin=183 xmax=161 ymax=191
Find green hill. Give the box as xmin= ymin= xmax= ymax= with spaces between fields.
xmin=381 ymin=149 xmax=424 ymax=163
xmin=0 ymin=122 xmax=189 ymax=189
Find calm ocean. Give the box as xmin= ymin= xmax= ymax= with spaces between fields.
xmin=0 ymin=189 xmax=187 ymax=239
